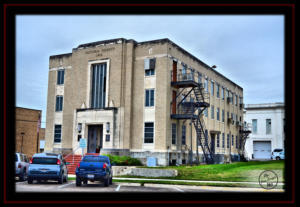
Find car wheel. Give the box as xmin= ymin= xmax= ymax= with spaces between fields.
xmin=76 ymin=177 xmax=81 ymax=187
xmin=58 ymin=173 xmax=64 ymax=184
xmin=104 ymin=177 xmax=109 ymax=187
xmin=83 ymin=180 xmax=88 ymax=185
xmin=27 ymin=177 xmax=33 ymax=184
xmin=276 ymin=157 xmax=280 ymax=160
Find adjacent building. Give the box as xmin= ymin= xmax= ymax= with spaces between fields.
xmin=15 ymin=107 xmax=42 ymax=158
xmin=44 ymin=38 xmax=244 ymax=165
xmin=244 ymin=103 xmax=285 ymax=160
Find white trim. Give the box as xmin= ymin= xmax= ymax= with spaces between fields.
xmin=86 ymin=59 xmax=110 ymax=108
xmin=49 ymin=66 xmax=72 ymax=71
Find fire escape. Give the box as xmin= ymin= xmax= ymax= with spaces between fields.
xmin=171 ymin=65 xmax=214 ymax=164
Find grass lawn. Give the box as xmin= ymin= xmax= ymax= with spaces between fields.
xmin=120 ymin=160 xmax=284 ymax=182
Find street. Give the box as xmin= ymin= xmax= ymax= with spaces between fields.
xmin=15 ymin=180 xmax=284 ymax=193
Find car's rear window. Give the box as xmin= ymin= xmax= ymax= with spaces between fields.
xmin=15 ymin=154 xmax=18 ymax=161
xmin=82 ymin=156 xmax=108 ymax=163
xmin=32 ymin=157 xmax=58 ymax=164
xmin=274 ymin=149 xmax=283 ymax=152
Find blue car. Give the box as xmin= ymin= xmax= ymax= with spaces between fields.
xmin=75 ymin=155 xmax=113 ymax=187
xmin=27 ymin=153 xmax=69 ymax=184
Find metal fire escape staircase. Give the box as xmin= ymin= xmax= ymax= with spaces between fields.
xmin=171 ymin=69 xmax=214 ymax=164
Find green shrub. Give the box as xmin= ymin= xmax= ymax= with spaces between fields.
xmin=102 ymin=154 xmax=143 ymax=166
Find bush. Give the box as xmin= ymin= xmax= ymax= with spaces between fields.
xmin=103 ymin=154 xmax=143 ymax=166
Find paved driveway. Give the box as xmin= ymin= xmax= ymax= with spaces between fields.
xmin=15 ymin=180 xmax=284 ymax=193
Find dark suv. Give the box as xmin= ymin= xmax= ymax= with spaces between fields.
xmin=28 ymin=153 xmax=69 ymax=184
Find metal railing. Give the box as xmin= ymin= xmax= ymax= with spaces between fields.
xmin=171 ymin=68 xmax=202 ymax=84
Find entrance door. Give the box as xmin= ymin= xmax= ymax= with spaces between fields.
xmin=88 ymin=125 xmax=103 ymax=153
xmin=172 ymin=61 xmax=177 ymax=82
xmin=172 ymin=91 xmax=176 ymax=114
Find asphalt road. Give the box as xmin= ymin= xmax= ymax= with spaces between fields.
xmin=15 ymin=180 xmax=284 ymax=193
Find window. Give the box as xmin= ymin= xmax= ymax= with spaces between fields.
xmin=172 ymin=123 xmax=177 ymax=145
xmin=232 ymin=135 xmax=234 ymax=146
xmin=144 ymin=122 xmax=154 ymax=143
xmin=182 ymin=125 xmax=186 ymax=145
xmin=144 ymin=58 xmax=156 ymax=76
xmin=105 ymin=134 xmax=110 ymax=142
xmin=205 ymin=130 xmax=208 ymax=146
xmin=211 ymin=105 xmax=214 ymax=119
xmin=221 ymin=87 xmax=224 ymax=100
xmin=217 ymin=108 xmax=220 ymax=121
xmin=266 ymin=119 xmax=272 ymax=134
xmin=198 ymin=72 xmax=202 ymax=84
xmin=57 ymin=69 xmax=65 ymax=85
xmin=236 ymin=136 xmax=238 ymax=149
xmin=211 ymin=81 xmax=214 ymax=96
xmin=252 ymin=119 xmax=257 ymax=134
xmin=222 ymin=109 xmax=225 ymax=122
xmin=145 ymin=89 xmax=155 ymax=107
xmin=204 ymin=78 xmax=208 ymax=92
xmin=91 ymin=63 xmax=107 ymax=109
xmin=222 ymin=133 xmax=225 ymax=148
xmin=235 ymin=95 xmax=238 ymax=106
xmin=227 ymin=134 xmax=230 ymax=148
xmin=226 ymin=89 xmax=229 ymax=98
xmin=204 ymin=108 xmax=208 ymax=117
xmin=216 ymin=84 xmax=220 ymax=98
xmin=217 ymin=134 xmax=220 ymax=148
xmin=54 ymin=125 xmax=62 ymax=143
xmin=227 ymin=111 xmax=229 ymax=120
xmin=55 ymin=96 xmax=63 ymax=111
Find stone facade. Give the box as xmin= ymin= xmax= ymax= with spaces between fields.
xmin=45 ymin=38 xmax=244 ymax=165
xmin=15 ymin=107 xmax=42 ymax=158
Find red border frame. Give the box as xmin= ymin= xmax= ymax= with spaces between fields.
xmin=3 ymin=3 xmax=295 ymax=204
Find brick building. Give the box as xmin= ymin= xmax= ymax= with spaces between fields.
xmin=15 ymin=107 xmax=42 ymax=158
xmin=45 ymin=38 xmax=245 ymax=165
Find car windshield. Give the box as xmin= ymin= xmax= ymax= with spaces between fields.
xmin=82 ymin=156 xmax=108 ymax=163
xmin=32 ymin=157 xmax=58 ymax=164
xmin=15 ymin=154 xmax=18 ymax=161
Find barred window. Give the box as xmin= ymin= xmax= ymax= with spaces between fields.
xmin=57 ymin=69 xmax=65 ymax=85
xmin=144 ymin=122 xmax=154 ymax=143
xmin=54 ymin=125 xmax=62 ymax=143
xmin=172 ymin=123 xmax=177 ymax=145
xmin=182 ymin=125 xmax=186 ymax=145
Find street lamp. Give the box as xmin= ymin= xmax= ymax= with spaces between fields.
xmin=20 ymin=132 xmax=25 ymax=153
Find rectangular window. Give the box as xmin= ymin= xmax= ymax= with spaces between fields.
xmin=57 ymin=69 xmax=65 ymax=85
xmin=216 ymin=84 xmax=220 ymax=98
xmin=182 ymin=125 xmax=186 ymax=145
xmin=266 ymin=119 xmax=271 ymax=134
xmin=221 ymin=87 xmax=224 ymax=100
xmin=55 ymin=96 xmax=63 ymax=111
xmin=252 ymin=119 xmax=258 ymax=134
xmin=204 ymin=108 xmax=208 ymax=117
xmin=217 ymin=134 xmax=220 ymax=148
xmin=144 ymin=122 xmax=154 ymax=143
xmin=227 ymin=134 xmax=230 ymax=148
xmin=204 ymin=78 xmax=208 ymax=92
xmin=222 ymin=109 xmax=225 ymax=122
xmin=236 ymin=136 xmax=238 ymax=149
xmin=144 ymin=58 xmax=156 ymax=76
xmin=205 ymin=130 xmax=208 ymax=146
xmin=54 ymin=125 xmax=62 ymax=143
xmin=232 ymin=135 xmax=234 ymax=146
xmin=145 ymin=89 xmax=155 ymax=107
xmin=91 ymin=63 xmax=107 ymax=109
xmin=217 ymin=108 xmax=220 ymax=121
xmin=211 ymin=105 xmax=214 ymax=119
xmin=105 ymin=134 xmax=110 ymax=142
xmin=235 ymin=95 xmax=238 ymax=106
xmin=198 ymin=72 xmax=202 ymax=84
xmin=222 ymin=133 xmax=225 ymax=148
xmin=172 ymin=123 xmax=177 ymax=145
xmin=211 ymin=81 xmax=214 ymax=96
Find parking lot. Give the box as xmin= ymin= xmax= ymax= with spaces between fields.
xmin=15 ymin=180 xmax=284 ymax=193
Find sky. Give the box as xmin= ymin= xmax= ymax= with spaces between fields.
xmin=16 ymin=15 xmax=284 ymax=128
